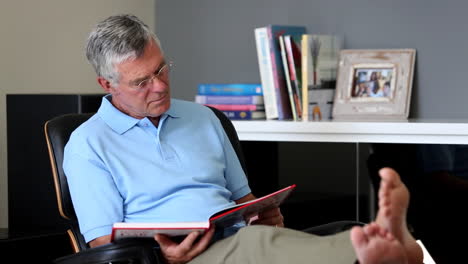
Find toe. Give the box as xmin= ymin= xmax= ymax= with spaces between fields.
xmin=350 ymin=226 xmax=368 ymax=248
xmin=379 ymin=167 xmax=402 ymax=186
xmin=364 ymin=223 xmax=379 ymax=236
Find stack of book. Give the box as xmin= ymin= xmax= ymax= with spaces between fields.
xmin=195 ymin=83 xmax=266 ymax=120
xmin=254 ymin=24 xmax=342 ymax=121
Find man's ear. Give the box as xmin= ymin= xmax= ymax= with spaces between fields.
xmin=97 ymin=77 xmax=113 ymax=93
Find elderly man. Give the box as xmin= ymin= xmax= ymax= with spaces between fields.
xmin=64 ymin=14 xmax=422 ymax=264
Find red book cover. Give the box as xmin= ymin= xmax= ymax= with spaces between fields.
xmin=111 ymin=184 xmax=296 ymax=240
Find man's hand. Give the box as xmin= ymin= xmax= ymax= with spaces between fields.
xmin=154 ymin=227 xmax=215 ymax=264
xmin=250 ymin=207 xmax=284 ymax=227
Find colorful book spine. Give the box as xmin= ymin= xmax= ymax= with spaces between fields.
xmin=266 ymin=25 xmax=307 ymax=120
xmin=205 ymin=104 xmax=265 ymax=111
xmin=301 ymin=34 xmax=309 ymax=121
xmin=284 ymin=35 xmax=303 ymax=119
xmin=279 ymin=35 xmax=298 ymax=121
xmin=195 ymin=95 xmax=264 ymax=105
xmin=197 ymin=83 xmax=262 ymax=96
xmin=221 ymin=110 xmax=266 ymax=120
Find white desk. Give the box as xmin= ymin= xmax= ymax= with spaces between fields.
xmin=232 ymin=119 xmax=468 ymax=144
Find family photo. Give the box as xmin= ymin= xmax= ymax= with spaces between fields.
xmin=351 ymin=68 xmax=393 ymax=98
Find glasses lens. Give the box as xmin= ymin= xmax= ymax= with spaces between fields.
xmin=157 ymin=64 xmax=168 ymax=77
xmin=159 ymin=62 xmax=173 ymax=77
xmin=137 ymin=79 xmax=150 ymax=90
xmin=136 ymin=62 xmax=173 ymax=90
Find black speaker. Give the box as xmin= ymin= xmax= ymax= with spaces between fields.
xmin=6 ymin=94 xmax=103 ymax=236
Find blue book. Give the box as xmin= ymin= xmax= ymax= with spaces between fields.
xmin=197 ymin=83 xmax=263 ymax=96
xmin=195 ymin=95 xmax=264 ymax=105
xmin=221 ymin=110 xmax=266 ymax=120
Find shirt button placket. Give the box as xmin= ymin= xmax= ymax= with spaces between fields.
xmin=155 ymin=129 xmax=164 ymax=159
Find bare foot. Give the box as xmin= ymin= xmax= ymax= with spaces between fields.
xmin=375 ymin=168 xmax=423 ymax=264
xmin=351 ymin=222 xmax=407 ymax=264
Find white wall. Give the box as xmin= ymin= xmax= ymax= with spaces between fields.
xmin=0 ymin=0 xmax=155 ymax=229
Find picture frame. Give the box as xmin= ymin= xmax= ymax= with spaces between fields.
xmin=332 ymin=49 xmax=416 ymax=121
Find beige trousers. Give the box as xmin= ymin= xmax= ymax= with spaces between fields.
xmin=189 ymin=225 xmax=356 ymax=264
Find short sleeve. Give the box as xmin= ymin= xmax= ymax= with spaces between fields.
xmin=63 ymin=143 xmax=124 ymax=243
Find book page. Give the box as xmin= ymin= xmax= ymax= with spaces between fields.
xmin=209 ymin=185 xmax=296 ymax=228
xmin=112 ymin=221 xmax=210 ymax=240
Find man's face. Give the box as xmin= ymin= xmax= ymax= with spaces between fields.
xmin=104 ymin=39 xmax=171 ymax=119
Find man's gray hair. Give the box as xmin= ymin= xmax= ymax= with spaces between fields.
xmin=86 ymin=14 xmax=162 ymax=84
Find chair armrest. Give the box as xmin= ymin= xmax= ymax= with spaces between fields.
xmin=54 ymin=238 xmax=164 ymax=264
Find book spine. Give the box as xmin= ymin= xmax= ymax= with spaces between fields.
xmin=197 ymin=84 xmax=263 ymax=96
xmin=255 ymin=27 xmax=278 ymax=119
xmin=221 ymin=110 xmax=266 ymax=120
xmin=205 ymin=104 xmax=265 ymax=111
xmin=267 ymin=27 xmax=291 ymax=120
xmin=284 ymin=35 xmax=303 ymax=119
xmin=279 ymin=35 xmax=297 ymax=121
xmin=301 ymin=34 xmax=309 ymax=121
xmin=195 ymin=95 xmax=264 ymax=105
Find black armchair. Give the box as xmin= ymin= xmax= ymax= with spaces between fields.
xmin=44 ymin=106 xmax=362 ymax=263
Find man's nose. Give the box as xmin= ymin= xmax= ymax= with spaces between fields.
xmin=148 ymin=76 xmax=168 ymax=92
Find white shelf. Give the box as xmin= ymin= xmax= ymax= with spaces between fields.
xmin=231 ymin=119 xmax=468 ymax=144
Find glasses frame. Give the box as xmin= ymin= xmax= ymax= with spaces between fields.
xmin=131 ymin=61 xmax=173 ymax=90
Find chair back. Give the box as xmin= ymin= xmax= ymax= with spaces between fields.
xmin=45 ymin=113 xmax=94 ymax=252
xmin=44 ymin=107 xmax=246 ymax=253
xmin=206 ymin=106 xmax=247 ymax=174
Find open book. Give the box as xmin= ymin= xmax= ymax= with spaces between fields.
xmin=111 ymin=184 xmax=296 ymax=241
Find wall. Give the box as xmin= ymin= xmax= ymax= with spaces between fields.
xmin=155 ymin=0 xmax=468 ymax=119
xmin=0 ymin=0 xmax=155 ymax=229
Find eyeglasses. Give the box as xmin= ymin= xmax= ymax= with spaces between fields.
xmin=130 ymin=61 xmax=173 ymax=90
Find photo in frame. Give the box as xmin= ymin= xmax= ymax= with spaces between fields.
xmin=332 ymin=49 xmax=416 ymax=121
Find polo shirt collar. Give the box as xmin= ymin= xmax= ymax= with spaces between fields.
xmin=97 ymin=94 xmax=180 ymax=134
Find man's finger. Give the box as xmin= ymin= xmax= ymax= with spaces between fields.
xmin=188 ymin=227 xmax=215 ymax=258
xmin=259 ymin=207 xmax=281 ymax=218
xmin=154 ymin=234 xmax=177 ymax=249
xmin=177 ymin=231 xmax=202 ymax=253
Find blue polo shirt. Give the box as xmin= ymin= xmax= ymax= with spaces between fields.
xmin=63 ymin=95 xmax=251 ymax=243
